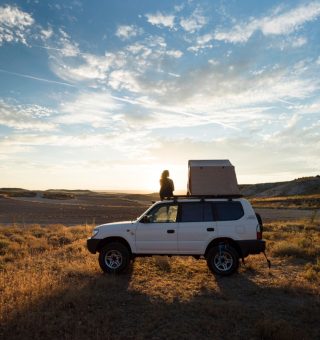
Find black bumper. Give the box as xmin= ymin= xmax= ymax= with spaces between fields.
xmin=237 ymin=240 xmax=266 ymax=258
xmin=87 ymin=238 xmax=100 ymax=254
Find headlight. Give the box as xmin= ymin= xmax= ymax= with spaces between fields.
xmin=92 ymin=228 xmax=99 ymax=238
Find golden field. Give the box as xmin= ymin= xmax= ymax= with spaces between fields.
xmin=1 ymin=216 xmax=320 ymax=339
xmin=0 ymin=192 xmax=319 ymax=339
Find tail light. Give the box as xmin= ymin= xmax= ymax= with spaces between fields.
xmin=255 ymin=213 xmax=263 ymax=240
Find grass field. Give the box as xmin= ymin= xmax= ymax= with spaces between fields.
xmin=1 ymin=216 xmax=320 ymax=339
xmin=250 ymin=194 xmax=320 ymax=210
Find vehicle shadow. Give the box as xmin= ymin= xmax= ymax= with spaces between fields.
xmin=1 ymin=259 xmax=319 ymax=340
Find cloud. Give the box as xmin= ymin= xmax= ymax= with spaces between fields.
xmin=50 ymin=33 xmax=180 ymax=88
xmin=149 ymin=58 xmax=319 ymax=114
xmin=57 ymin=91 xmax=123 ymax=128
xmin=41 ymin=27 xmax=53 ymax=40
xmin=148 ymin=114 xmax=320 ymax=184
xmin=187 ymin=33 xmax=214 ymax=52
xmin=166 ymin=49 xmax=183 ymax=58
xmin=0 ymin=100 xmax=57 ymax=131
xmin=116 ymin=25 xmax=142 ymax=40
xmin=261 ymin=2 xmax=320 ymax=35
xmin=289 ymin=36 xmax=307 ymax=48
xmin=0 ymin=129 xmax=156 ymax=160
xmin=108 ymin=70 xmax=141 ymax=92
xmin=50 ymin=52 xmax=121 ymax=83
xmin=215 ymin=2 xmax=320 ymax=43
xmin=58 ymin=29 xmax=80 ymax=56
xmin=145 ymin=12 xmax=175 ymax=29
xmin=0 ymin=5 xmax=34 ymax=45
xmin=179 ymin=8 xmax=207 ymax=33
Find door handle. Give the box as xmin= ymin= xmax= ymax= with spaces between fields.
xmin=167 ymin=230 xmax=175 ymax=234
xmin=207 ymin=227 xmax=215 ymax=232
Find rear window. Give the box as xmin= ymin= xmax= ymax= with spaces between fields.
xmin=213 ymin=201 xmax=244 ymax=221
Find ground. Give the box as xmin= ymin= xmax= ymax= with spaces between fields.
xmin=0 ymin=193 xmax=319 ymax=339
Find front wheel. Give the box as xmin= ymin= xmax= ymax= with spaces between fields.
xmin=206 ymin=245 xmax=239 ymax=276
xmin=98 ymin=242 xmax=131 ymax=274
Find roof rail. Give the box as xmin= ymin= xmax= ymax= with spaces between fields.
xmin=162 ymin=194 xmax=243 ymax=201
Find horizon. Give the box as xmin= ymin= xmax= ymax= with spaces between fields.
xmin=2 ymin=174 xmax=318 ymax=193
xmin=0 ymin=1 xmax=319 ymax=190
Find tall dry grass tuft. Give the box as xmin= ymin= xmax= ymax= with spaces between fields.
xmin=265 ymin=219 xmax=320 ymax=260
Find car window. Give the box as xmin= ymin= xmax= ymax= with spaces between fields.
xmin=203 ymin=202 xmax=214 ymax=221
xmin=149 ymin=204 xmax=178 ymax=223
xmin=179 ymin=202 xmax=214 ymax=222
xmin=213 ymin=201 xmax=244 ymax=221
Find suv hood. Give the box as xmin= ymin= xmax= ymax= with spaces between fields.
xmin=96 ymin=221 xmax=134 ymax=229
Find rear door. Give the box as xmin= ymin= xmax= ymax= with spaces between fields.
xmin=177 ymin=201 xmax=217 ymax=254
xmin=213 ymin=201 xmax=246 ymax=239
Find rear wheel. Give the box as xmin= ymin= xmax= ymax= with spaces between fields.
xmin=98 ymin=242 xmax=131 ymax=274
xmin=207 ymin=245 xmax=239 ymax=276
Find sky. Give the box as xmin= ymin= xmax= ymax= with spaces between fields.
xmin=0 ymin=0 xmax=319 ymax=192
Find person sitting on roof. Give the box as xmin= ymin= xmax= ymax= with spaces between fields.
xmin=159 ymin=170 xmax=174 ymax=200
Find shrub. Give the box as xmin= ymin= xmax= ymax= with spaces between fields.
xmin=271 ymin=241 xmax=307 ymax=258
xmin=0 ymin=239 xmax=10 ymax=255
xmin=303 ymin=257 xmax=320 ymax=282
xmin=154 ymin=256 xmax=171 ymax=272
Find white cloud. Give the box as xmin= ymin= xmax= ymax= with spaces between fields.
xmin=58 ymin=29 xmax=80 ymax=57
xmin=41 ymin=27 xmax=53 ymax=40
xmin=187 ymin=33 xmax=214 ymax=52
xmin=290 ymin=100 xmax=320 ymax=114
xmin=274 ymin=36 xmax=308 ymax=50
xmin=179 ymin=9 xmax=207 ymax=33
xmin=208 ymin=59 xmax=219 ymax=66
xmin=261 ymin=2 xmax=320 ymax=35
xmin=291 ymin=36 xmax=307 ymax=48
xmin=108 ymin=70 xmax=141 ymax=92
xmin=116 ymin=25 xmax=142 ymax=40
xmin=145 ymin=12 xmax=175 ymax=29
xmin=0 ymin=5 xmax=34 ymax=45
xmin=215 ymin=2 xmax=320 ymax=43
xmin=57 ymin=92 xmax=123 ymax=128
xmin=0 ymin=100 xmax=56 ymax=131
xmin=50 ymin=51 xmax=122 ymax=83
xmin=166 ymin=49 xmax=183 ymax=58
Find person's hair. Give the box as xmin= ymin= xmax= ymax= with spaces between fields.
xmin=161 ymin=170 xmax=169 ymax=179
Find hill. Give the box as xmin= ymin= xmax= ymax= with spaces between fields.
xmin=239 ymin=176 xmax=320 ymax=197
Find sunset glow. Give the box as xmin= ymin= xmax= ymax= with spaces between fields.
xmin=0 ymin=1 xmax=319 ymax=192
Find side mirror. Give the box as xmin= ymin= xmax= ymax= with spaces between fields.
xmin=140 ymin=215 xmax=151 ymax=223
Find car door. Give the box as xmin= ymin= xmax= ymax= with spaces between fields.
xmin=177 ymin=201 xmax=217 ymax=254
xmin=213 ymin=201 xmax=246 ymax=239
xmin=135 ymin=203 xmax=178 ymax=253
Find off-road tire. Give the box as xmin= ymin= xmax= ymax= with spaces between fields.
xmin=98 ymin=242 xmax=131 ymax=274
xmin=207 ymin=245 xmax=239 ymax=276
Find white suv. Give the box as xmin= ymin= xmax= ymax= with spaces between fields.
xmin=87 ymin=196 xmax=265 ymax=276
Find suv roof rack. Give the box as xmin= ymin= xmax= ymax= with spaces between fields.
xmin=162 ymin=194 xmax=243 ymax=202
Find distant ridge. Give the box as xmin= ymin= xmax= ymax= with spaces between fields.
xmin=239 ymin=176 xmax=320 ymax=197
xmin=1 ymin=175 xmax=319 ymax=198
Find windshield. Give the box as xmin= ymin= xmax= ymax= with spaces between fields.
xmin=135 ymin=201 xmax=164 ymax=221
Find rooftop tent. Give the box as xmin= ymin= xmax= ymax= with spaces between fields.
xmin=187 ymin=160 xmax=240 ymax=196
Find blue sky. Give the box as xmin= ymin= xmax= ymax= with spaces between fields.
xmin=0 ymin=0 xmax=319 ymax=192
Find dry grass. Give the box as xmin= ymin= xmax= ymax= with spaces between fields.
xmin=250 ymin=194 xmax=320 ymax=209
xmin=0 ymin=220 xmax=320 ymax=340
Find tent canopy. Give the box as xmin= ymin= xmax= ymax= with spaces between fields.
xmin=187 ymin=159 xmax=240 ymax=196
